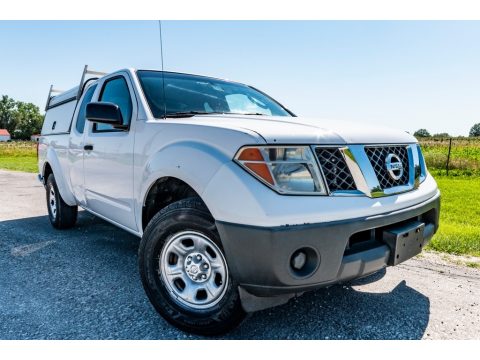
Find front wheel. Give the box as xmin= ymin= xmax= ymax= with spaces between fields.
xmin=138 ymin=198 xmax=245 ymax=336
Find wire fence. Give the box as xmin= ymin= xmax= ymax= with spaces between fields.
xmin=419 ymin=137 xmax=480 ymax=176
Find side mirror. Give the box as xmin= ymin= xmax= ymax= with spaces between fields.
xmin=86 ymin=102 xmax=127 ymax=129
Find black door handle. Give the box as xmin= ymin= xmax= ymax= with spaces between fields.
xmin=84 ymin=145 xmax=94 ymax=151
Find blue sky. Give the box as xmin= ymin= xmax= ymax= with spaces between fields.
xmin=0 ymin=20 xmax=479 ymax=136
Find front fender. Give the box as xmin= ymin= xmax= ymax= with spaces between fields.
xmin=44 ymin=148 xmax=76 ymax=206
xmin=135 ymin=141 xmax=232 ymax=229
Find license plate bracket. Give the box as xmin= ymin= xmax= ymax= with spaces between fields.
xmin=382 ymin=221 xmax=426 ymax=266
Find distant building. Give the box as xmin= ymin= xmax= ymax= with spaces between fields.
xmin=0 ymin=129 xmax=11 ymax=142
xmin=31 ymin=134 xmax=40 ymax=142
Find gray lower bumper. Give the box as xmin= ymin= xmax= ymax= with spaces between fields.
xmin=216 ymin=192 xmax=440 ymax=298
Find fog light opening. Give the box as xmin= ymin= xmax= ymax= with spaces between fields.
xmin=289 ymin=247 xmax=319 ymax=278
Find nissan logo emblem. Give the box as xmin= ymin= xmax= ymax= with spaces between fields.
xmin=385 ymin=154 xmax=404 ymax=180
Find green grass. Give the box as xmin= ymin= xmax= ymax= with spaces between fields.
xmin=466 ymin=262 xmax=480 ymax=269
xmin=0 ymin=141 xmax=38 ymax=172
xmin=1 ymin=140 xmax=479 ymax=257
xmin=427 ymin=176 xmax=480 ymax=257
xmin=0 ymin=155 xmax=38 ymax=172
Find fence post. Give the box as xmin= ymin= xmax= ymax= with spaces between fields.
xmin=446 ymin=137 xmax=452 ymax=175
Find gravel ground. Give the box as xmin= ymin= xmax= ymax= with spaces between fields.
xmin=0 ymin=169 xmax=479 ymax=339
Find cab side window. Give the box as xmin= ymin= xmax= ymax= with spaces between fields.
xmin=95 ymin=77 xmax=132 ymax=132
xmin=75 ymin=84 xmax=97 ymax=133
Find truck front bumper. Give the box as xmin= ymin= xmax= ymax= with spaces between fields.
xmin=216 ymin=191 xmax=440 ymax=298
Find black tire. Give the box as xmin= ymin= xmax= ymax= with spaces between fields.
xmin=138 ymin=197 xmax=246 ymax=336
xmin=46 ymin=174 xmax=78 ymax=229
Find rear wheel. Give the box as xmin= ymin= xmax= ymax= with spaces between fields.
xmin=138 ymin=197 xmax=245 ymax=336
xmin=46 ymin=174 xmax=77 ymax=229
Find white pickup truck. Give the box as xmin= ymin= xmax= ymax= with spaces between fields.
xmin=38 ymin=66 xmax=440 ymax=335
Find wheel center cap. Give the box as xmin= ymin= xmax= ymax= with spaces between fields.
xmin=184 ymin=252 xmax=211 ymax=283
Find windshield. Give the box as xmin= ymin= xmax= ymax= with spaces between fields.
xmin=137 ymin=70 xmax=292 ymax=118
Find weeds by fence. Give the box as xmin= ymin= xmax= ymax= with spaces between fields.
xmin=0 ymin=141 xmax=37 ymax=157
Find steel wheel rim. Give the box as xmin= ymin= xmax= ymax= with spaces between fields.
xmin=49 ymin=186 xmax=57 ymax=219
xmin=160 ymin=231 xmax=229 ymax=310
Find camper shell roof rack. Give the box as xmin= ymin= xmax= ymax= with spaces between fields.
xmin=45 ymin=65 xmax=107 ymax=111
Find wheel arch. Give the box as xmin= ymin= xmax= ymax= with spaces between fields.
xmin=42 ymin=162 xmax=53 ymax=184
xmin=141 ymin=176 xmax=211 ymax=231
xmin=42 ymin=149 xmax=76 ymax=206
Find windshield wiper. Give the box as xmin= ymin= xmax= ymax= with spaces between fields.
xmin=240 ymin=112 xmax=267 ymax=116
xmin=165 ymin=111 xmax=269 ymax=118
xmin=165 ymin=111 xmax=225 ymax=118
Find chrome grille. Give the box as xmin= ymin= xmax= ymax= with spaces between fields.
xmin=365 ymin=146 xmax=409 ymax=189
xmin=315 ymin=148 xmax=357 ymax=191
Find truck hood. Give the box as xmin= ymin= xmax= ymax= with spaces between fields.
xmin=170 ymin=114 xmax=417 ymax=145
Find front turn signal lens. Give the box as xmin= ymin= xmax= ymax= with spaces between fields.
xmin=236 ymin=147 xmax=274 ymax=184
xmin=237 ymin=147 xmax=264 ymax=161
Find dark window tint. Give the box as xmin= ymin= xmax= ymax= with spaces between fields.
xmin=75 ymin=84 xmax=97 ymax=133
xmin=96 ymin=77 xmax=132 ymax=131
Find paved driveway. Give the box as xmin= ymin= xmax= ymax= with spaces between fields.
xmin=0 ymin=169 xmax=479 ymax=339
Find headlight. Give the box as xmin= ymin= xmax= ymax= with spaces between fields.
xmin=234 ymin=146 xmax=327 ymax=195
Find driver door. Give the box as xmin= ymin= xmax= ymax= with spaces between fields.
xmin=83 ymin=72 xmax=137 ymax=231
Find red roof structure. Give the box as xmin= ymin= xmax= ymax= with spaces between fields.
xmin=0 ymin=129 xmax=10 ymax=136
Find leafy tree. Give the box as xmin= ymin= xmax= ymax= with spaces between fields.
xmin=413 ymin=128 xmax=431 ymax=138
xmin=470 ymin=123 xmax=480 ymax=137
xmin=432 ymin=132 xmax=450 ymax=138
xmin=13 ymin=101 xmax=44 ymax=139
xmin=0 ymin=95 xmax=44 ymax=139
xmin=0 ymin=95 xmax=17 ymax=134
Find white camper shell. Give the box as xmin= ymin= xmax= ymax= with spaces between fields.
xmin=42 ymin=66 xmax=107 ymax=135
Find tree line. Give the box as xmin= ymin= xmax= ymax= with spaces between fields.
xmin=414 ymin=123 xmax=480 ymax=138
xmin=0 ymin=95 xmax=44 ymax=139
